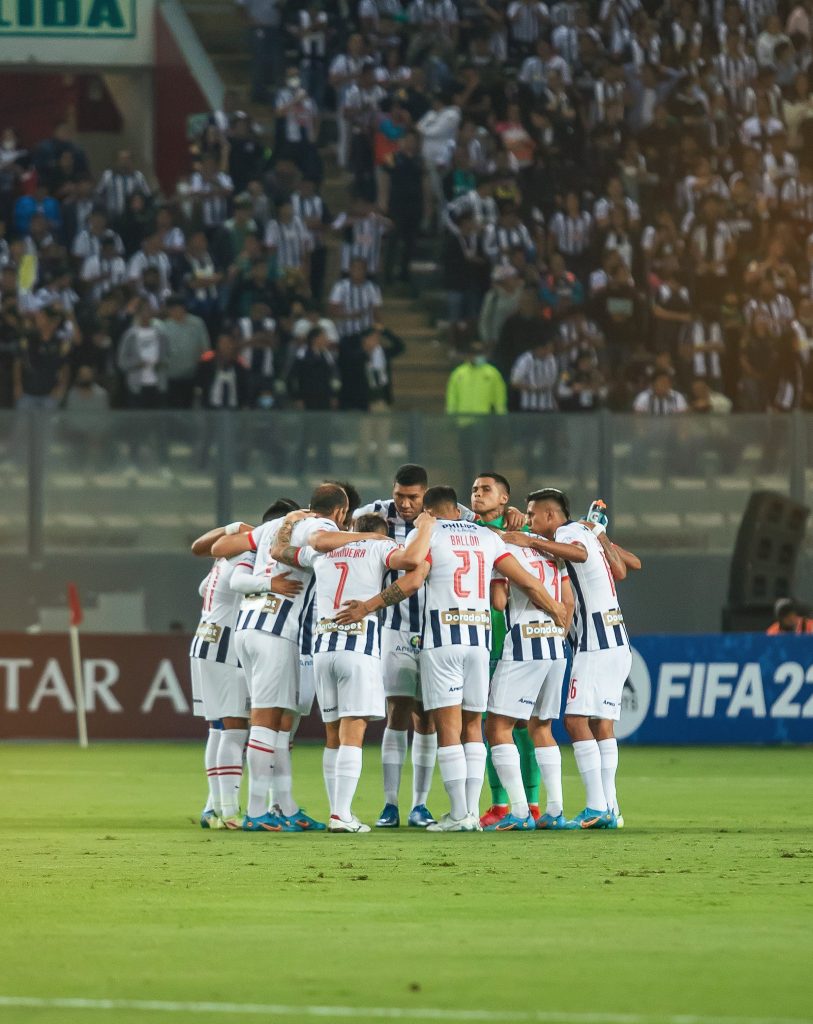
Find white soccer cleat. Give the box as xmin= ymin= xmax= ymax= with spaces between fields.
xmin=616 ymin=813 xmax=625 ymax=829
xmin=426 ymin=812 xmax=481 ymax=832
xmin=328 ymin=814 xmax=371 ymax=833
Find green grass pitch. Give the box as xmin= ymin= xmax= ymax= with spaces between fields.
xmin=2 ymin=742 xmax=812 ymax=1024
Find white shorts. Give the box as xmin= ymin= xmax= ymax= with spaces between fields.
xmin=313 ymin=651 xmax=386 ymax=723
xmin=565 ymin=646 xmax=632 ymax=721
xmin=297 ymin=655 xmax=316 ymax=716
xmin=190 ymin=659 xmax=250 ymax=721
xmin=233 ymin=630 xmax=299 ymax=711
xmin=419 ymin=646 xmax=489 ymax=712
xmin=488 ymin=657 xmax=569 ymax=722
xmin=190 ymin=659 xmax=205 ymax=718
xmin=381 ymin=628 xmax=422 ymax=700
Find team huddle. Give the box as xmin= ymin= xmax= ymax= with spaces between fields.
xmin=189 ymin=465 xmax=640 ymax=833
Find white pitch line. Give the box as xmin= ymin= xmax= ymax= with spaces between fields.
xmin=0 ymin=998 xmax=810 ymax=1024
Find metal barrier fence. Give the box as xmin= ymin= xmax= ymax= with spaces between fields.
xmin=0 ymin=409 xmax=807 ymax=556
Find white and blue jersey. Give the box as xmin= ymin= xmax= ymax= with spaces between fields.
xmin=233 ymin=517 xmax=335 ymax=645
xmin=555 ymin=521 xmax=629 ymax=652
xmin=190 ymin=556 xmax=242 ymax=667
xmin=354 ymin=498 xmax=477 ymax=635
xmin=496 ymin=542 xmax=568 ymax=662
xmin=412 ymin=519 xmax=509 ymax=650
xmin=302 ymin=537 xmax=399 ymax=657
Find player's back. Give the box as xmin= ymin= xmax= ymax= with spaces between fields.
xmin=312 ymin=537 xmax=397 ymax=656
xmin=420 ymin=519 xmax=508 ymax=649
xmin=354 ymin=499 xmax=423 ymax=632
xmin=554 ymin=520 xmax=627 ymax=652
xmin=499 ymin=542 xmax=567 ymax=661
xmin=192 ymin=556 xmax=241 ymax=664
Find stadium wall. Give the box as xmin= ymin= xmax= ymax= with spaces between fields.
xmin=2 ymin=632 xmax=810 ymax=744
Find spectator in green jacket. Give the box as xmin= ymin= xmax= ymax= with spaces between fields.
xmin=445 ymin=342 xmax=507 ymax=488
xmin=445 ymin=341 xmax=508 ymax=415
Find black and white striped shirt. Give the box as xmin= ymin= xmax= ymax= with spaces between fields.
xmin=482 ymin=221 xmax=534 ymax=263
xmin=95 ymin=168 xmax=151 ymax=218
xmin=264 ymin=216 xmax=313 ymax=271
xmin=507 ymin=0 xmax=550 ymax=43
xmin=511 ymin=351 xmax=559 ymax=411
xmin=548 ymin=210 xmax=592 ymax=256
xmin=632 ymin=387 xmax=689 ymax=414
xmin=127 ymin=249 xmax=172 ymax=291
xmin=189 ymin=171 xmax=234 ymax=228
xmin=338 ymin=213 xmax=389 ymax=273
xmin=291 ymin=192 xmax=327 ymax=245
xmin=81 ymin=254 xmax=128 ymax=302
xmin=714 ymin=53 xmax=757 ymax=111
xmin=329 ymin=278 xmax=383 ymax=337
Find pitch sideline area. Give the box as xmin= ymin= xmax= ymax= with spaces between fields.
xmin=2 ymin=744 xmax=811 ymax=1024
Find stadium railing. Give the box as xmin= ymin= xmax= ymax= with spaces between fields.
xmin=0 ymin=409 xmax=808 ymax=557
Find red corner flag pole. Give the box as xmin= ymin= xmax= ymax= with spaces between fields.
xmin=67 ymin=583 xmax=88 ymax=749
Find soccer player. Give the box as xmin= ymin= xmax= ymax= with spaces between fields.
xmin=503 ymin=488 xmax=631 ymax=828
xmin=470 ymin=472 xmax=543 ymax=827
xmin=353 ymin=463 xmax=446 ymax=829
xmin=484 ymin=499 xmax=574 ymax=831
xmin=212 ymin=485 xmax=351 ymax=832
xmin=340 ymin=486 xmax=567 ymax=831
xmin=189 ymin=520 xmax=254 ymax=829
xmin=272 ymin=510 xmax=435 ymax=832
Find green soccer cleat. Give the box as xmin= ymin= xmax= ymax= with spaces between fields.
xmin=200 ymin=810 xmax=220 ymax=829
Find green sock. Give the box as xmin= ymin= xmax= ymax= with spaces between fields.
xmin=514 ymin=726 xmax=540 ymax=805
xmin=485 ymin=741 xmax=508 ymax=806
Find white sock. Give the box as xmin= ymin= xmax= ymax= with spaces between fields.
xmin=204 ymin=727 xmax=221 ymax=813
xmin=273 ymin=730 xmax=298 ymax=816
xmin=598 ymin=737 xmax=620 ymax=814
xmin=411 ymin=731 xmax=437 ymax=808
xmin=333 ymin=745 xmax=363 ymax=821
xmin=437 ymin=744 xmax=468 ymax=820
xmin=463 ymin=741 xmax=487 ymax=817
xmin=491 ymin=743 xmax=528 ymax=818
xmin=217 ymin=728 xmax=247 ymax=817
xmin=246 ymin=726 xmax=276 ymax=818
xmin=572 ymin=739 xmax=607 ymax=811
xmin=381 ymin=727 xmax=408 ymax=806
xmin=534 ymin=745 xmax=563 ymax=817
xmin=322 ymin=747 xmax=338 ymax=814
xmin=289 ymin=714 xmax=301 ymax=740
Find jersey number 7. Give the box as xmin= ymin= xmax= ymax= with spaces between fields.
xmin=332 ymin=561 xmax=350 ymax=609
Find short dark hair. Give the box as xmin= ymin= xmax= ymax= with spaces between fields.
xmin=476 ymin=472 xmax=510 ymax=495
xmin=355 ymin=513 xmax=389 ymax=535
xmin=328 ymin=480 xmax=361 ymax=518
xmin=310 ymin=483 xmax=348 ymax=516
xmin=423 ymin=485 xmax=458 ymax=512
xmin=262 ymin=498 xmax=299 ymax=522
xmin=394 ymin=464 xmax=428 ymax=488
xmin=527 ymin=488 xmax=570 ymax=519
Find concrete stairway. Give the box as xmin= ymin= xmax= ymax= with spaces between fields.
xmin=182 ymin=0 xmax=449 ymax=412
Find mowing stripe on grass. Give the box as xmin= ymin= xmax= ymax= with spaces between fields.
xmin=0 ymin=998 xmax=811 ymax=1024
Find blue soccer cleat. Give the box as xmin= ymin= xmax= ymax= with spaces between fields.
xmin=536 ymin=812 xmax=574 ymax=830
xmin=281 ymin=810 xmax=326 ymax=832
xmin=200 ymin=809 xmax=219 ymax=829
xmin=407 ymin=804 xmax=436 ymax=828
xmin=567 ymin=807 xmax=613 ymax=830
xmin=242 ymin=812 xmax=283 ymax=832
xmin=375 ymin=803 xmax=400 ymax=828
xmin=605 ymin=810 xmax=619 ymax=829
xmin=484 ymin=812 xmax=536 ymax=832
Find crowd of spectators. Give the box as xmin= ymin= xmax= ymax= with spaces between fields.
xmin=4 ymin=0 xmax=813 ymax=423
